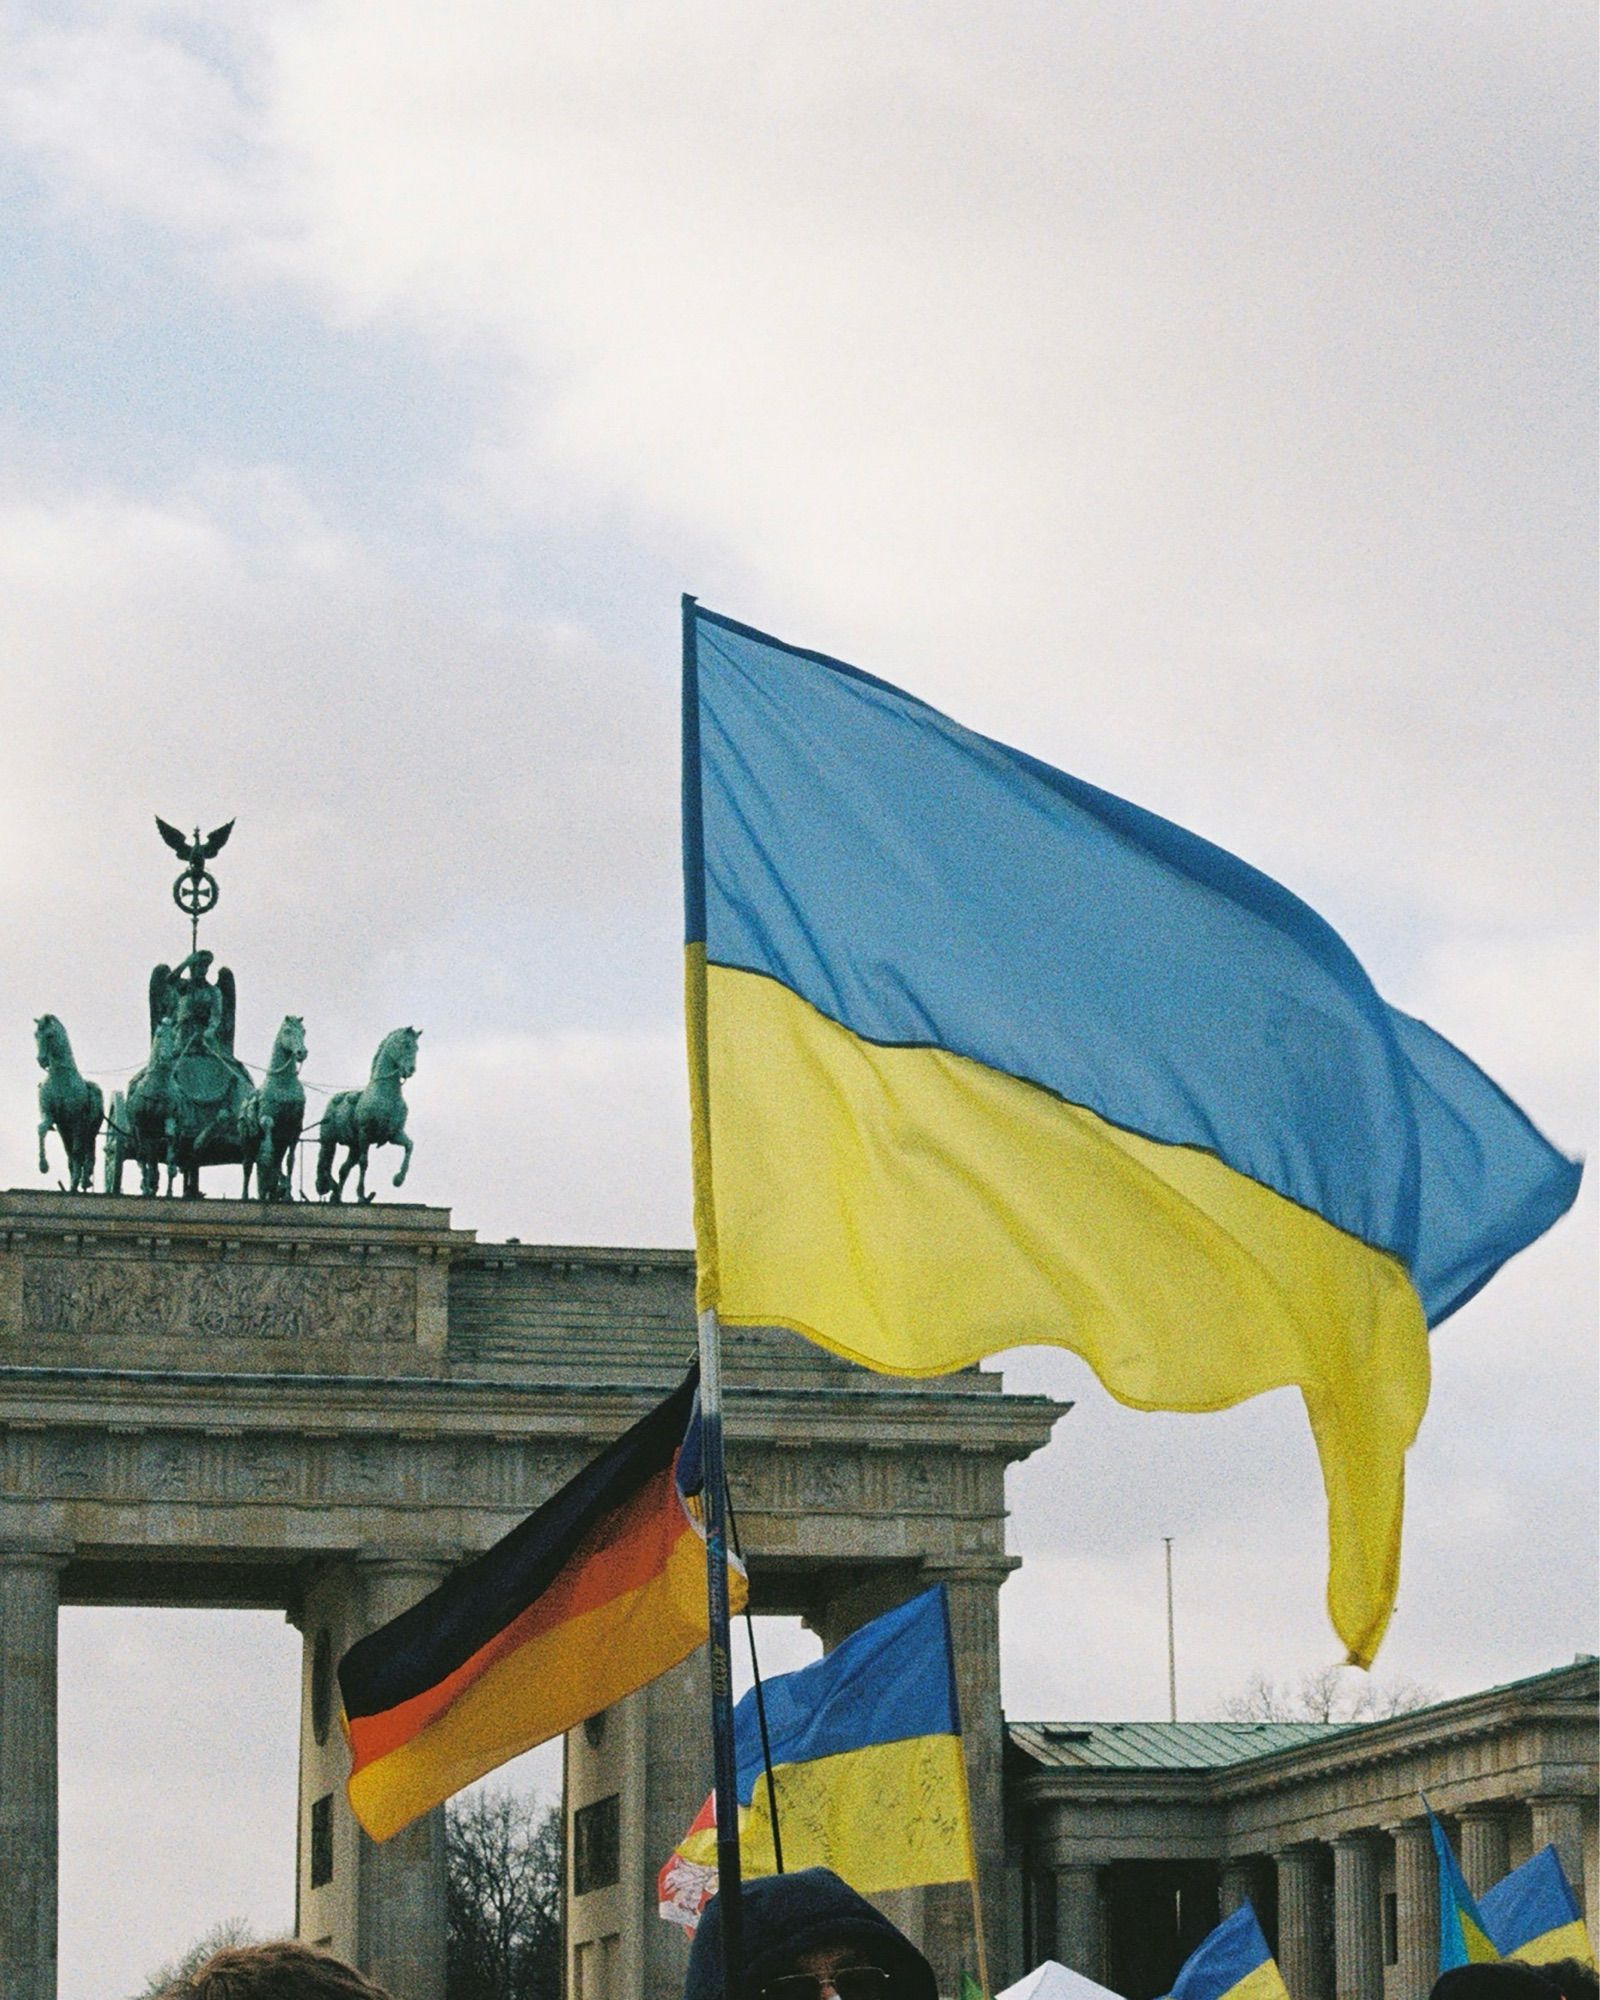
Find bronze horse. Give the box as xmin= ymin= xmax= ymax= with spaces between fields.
xmin=105 ymin=1013 xmax=183 ymax=1196
xmin=316 ymin=1026 xmax=420 ymax=1203
xmin=35 ymin=1014 xmax=104 ymax=1193
xmin=239 ymin=1015 xmax=308 ymax=1202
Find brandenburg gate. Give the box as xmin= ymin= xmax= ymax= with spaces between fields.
xmin=0 ymin=1187 xmax=1067 ymax=1999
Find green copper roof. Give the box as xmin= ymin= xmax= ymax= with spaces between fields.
xmin=1008 ymin=1719 xmax=1352 ymax=1771
xmin=1008 ymin=1660 xmax=1599 ymax=1775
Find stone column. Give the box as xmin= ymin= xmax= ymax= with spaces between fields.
xmin=356 ymin=1559 xmax=451 ymax=2000
xmin=1457 ymin=1811 xmax=1510 ymax=1900
xmin=1332 ymin=1834 xmax=1383 ymax=2000
xmin=1529 ymin=1797 xmax=1587 ymax=1917
xmin=1390 ymin=1819 xmax=1438 ymax=2000
xmin=1052 ymin=1865 xmax=1104 ymax=1983
xmin=0 ymin=1551 xmax=65 ymax=2000
xmin=565 ymin=1645 xmax=713 ymax=2000
xmin=1277 ymin=1845 xmax=1327 ymax=2000
xmin=926 ymin=1563 xmax=1013 ymax=1993
xmin=1220 ymin=1859 xmax=1265 ymax=1919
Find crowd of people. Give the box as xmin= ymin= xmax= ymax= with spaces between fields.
xmin=158 ymin=1871 xmax=1596 ymax=2000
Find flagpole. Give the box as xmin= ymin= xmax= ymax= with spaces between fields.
xmin=960 ymin=1776 xmax=993 ymax=2000
xmin=934 ymin=1583 xmax=992 ymax=2000
xmin=1164 ymin=1537 xmax=1178 ymax=1723
xmin=726 ymin=1487 xmax=786 ymax=1873
xmin=698 ymin=1304 xmax=745 ymax=2000
xmin=684 ymin=592 xmax=743 ymax=1996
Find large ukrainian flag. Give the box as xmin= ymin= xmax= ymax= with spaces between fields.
xmin=681 ymin=602 xmax=1581 ymax=1666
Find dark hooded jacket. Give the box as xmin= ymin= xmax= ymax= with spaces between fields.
xmin=684 ymin=1868 xmax=939 ymax=2000
xmin=1432 ymin=1970 xmax=1590 ymax=2000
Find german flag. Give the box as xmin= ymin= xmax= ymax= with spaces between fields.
xmin=339 ymin=1366 xmax=742 ymax=1840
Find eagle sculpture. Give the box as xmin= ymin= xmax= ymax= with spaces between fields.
xmin=155 ymin=817 xmax=235 ymax=865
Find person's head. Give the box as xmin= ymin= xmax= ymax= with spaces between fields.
xmin=162 ymin=1940 xmax=394 ymax=2000
xmin=1430 ymin=1966 xmax=1594 ymax=2000
xmin=684 ymin=1869 xmax=938 ymax=2000
xmin=1534 ymin=1962 xmax=1598 ymax=2000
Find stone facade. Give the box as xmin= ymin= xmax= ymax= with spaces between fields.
xmin=1008 ymin=1661 xmax=1599 ymax=2000
xmin=0 ymin=1190 xmax=1065 ymax=2000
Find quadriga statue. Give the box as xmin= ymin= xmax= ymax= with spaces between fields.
xmin=30 ymin=820 xmax=420 ymax=1205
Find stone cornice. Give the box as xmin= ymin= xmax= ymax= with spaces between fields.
xmin=0 ymin=1187 xmax=473 ymax=1249
xmin=457 ymin=1241 xmax=693 ymax=1271
xmin=0 ymin=1362 xmax=1065 ymax=1448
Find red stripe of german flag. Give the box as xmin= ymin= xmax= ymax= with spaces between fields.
xmin=338 ymin=1368 xmax=744 ymax=1841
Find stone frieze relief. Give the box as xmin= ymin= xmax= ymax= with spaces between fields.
xmin=17 ymin=1256 xmax=416 ymax=1345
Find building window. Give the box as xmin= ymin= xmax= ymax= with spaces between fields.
xmin=1382 ymin=1893 xmax=1398 ymax=1966
xmin=310 ymin=1793 xmax=334 ymax=1889
xmin=574 ymin=1794 xmax=621 ymax=1895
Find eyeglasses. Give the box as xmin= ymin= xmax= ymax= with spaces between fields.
xmin=758 ymin=1970 xmax=895 ymax=2000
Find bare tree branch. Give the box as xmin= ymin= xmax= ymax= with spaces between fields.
xmin=1219 ymin=1669 xmax=1440 ymax=1724
xmin=131 ymin=1917 xmax=258 ymax=1998
xmin=447 ymin=1788 xmax=563 ymax=2000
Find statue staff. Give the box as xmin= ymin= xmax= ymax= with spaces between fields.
xmin=156 ymin=815 xmax=233 ymax=954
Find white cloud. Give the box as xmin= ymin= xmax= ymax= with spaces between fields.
xmin=1 ymin=5 xmax=278 ymax=242
xmin=403 ymin=1026 xmax=691 ymax=1243
xmin=4 ymin=2 xmax=1590 ymax=928
xmin=0 ymin=465 xmax=683 ymax=1191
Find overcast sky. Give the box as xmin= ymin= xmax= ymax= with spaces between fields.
xmin=1 ymin=4 xmax=1594 ymax=1994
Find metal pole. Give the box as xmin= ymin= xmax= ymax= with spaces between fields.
xmin=1163 ymin=1537 xmax=1177 ymax=1723
xmin=685 ymin=597 xmax=741 ymax=1989
xmin=725 ymin=1489 xmax=784 ymax=1873
xmin=698 ymin=1306 xmax=744 ymax=2000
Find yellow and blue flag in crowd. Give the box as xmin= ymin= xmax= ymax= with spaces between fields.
xmin=1481 ymin=1848 xmax=1595 ymax=1968
xmin=1431 ymin=1809 xmax=1501 ymax=1970
xmin=680 ymin=603 xmax=1582 ymax=1665
xmin=1167 ymin=1903 xmax=1290 ymax=2000
xmin=658 ymin=1585 xmax=973 ymax=1930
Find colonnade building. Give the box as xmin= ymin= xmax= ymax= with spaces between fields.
xmin=1006 ymin=1657 xmax=1598 ymax=2000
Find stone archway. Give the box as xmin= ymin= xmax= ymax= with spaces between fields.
xmin=0 ymin=1190 xmax=1066 ymax=2000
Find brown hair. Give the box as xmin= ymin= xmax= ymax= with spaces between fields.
xmin=168 ymin=1939 xmax=395 ymax=1999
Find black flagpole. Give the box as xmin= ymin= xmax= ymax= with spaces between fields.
xmin=725 ymin=1486 xmax=785 ymax=1873
xmin=685 ymin=589 xmax=744 ymax=1999
xmin=697 ymin=1307 xmax=744 ymax=1997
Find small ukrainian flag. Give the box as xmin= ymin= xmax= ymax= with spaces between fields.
xmin=1430 ymin=1809 xmax=1501 ymax=1970
xmin=660 ymin=1587 xmax=975 ymax=1922
xmin=1168 ymin=1904 xmax=1289 ymax=2000
xmin=1481 ymin=1848 xmax=1595 ymax=1968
